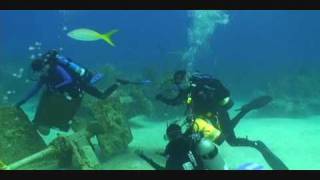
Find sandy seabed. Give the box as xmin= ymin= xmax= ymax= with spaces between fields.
xmin=24 ymin=102 xmax=320 ymax=170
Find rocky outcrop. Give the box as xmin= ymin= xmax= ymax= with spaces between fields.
xmin=0 ymin=106 xmax=46 ymax=164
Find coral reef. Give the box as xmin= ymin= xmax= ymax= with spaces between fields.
xmin=93 ymin=97 xmax=133 ymax=158
xmin=73 ymin=93 xmax=133 ymax=157
xmin=0 ymin=106 xmax=46 ymax=164
xmin=253 ymin=70 xmax=320 ymax=118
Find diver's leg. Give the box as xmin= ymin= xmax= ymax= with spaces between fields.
xmin=230 ymin=109 xmax=250 ymax=129
xmin=102 ymin=83 xmax=119 ymax=98
xmin=224 ymin=131 xmax=288 ymax=170
xmin=82 ymin=84 xmax=104 ymax=99
xmin=136 ymin=152 xmax=165 ymax=170
xmin=218 ymin=111 xmax=288 ymax=170
xmin=82 ymin=83 xmax=119 ymax=99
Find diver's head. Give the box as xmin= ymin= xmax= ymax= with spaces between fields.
xmin=166 ymin=123 xmax=182 ymax=141
xmin=173 ymin=70 xmax=187 ymax=85
xmin=31 ymin=58 xmax=46 ymax=72
xmin=31 ymin=49 xmax=58 ymax=72
xmin=44 ymin=49 xmax=58 ymax=59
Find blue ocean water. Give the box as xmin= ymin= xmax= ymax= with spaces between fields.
xmin=1 ymin=10 xmax=320 ymax=170
xmin=1 ymin=10 xmax=319 ymax=99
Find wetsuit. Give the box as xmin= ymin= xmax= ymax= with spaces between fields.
xmin=137 ymin=135 xmax=202 ymax=170
xmin=156 ymin=73 xmax=288 ymax=170
xmin=16 ymin=57 xmax=119 ymax=107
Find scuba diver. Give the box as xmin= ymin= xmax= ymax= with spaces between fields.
xmin=135 ymin=123 xmax=227 ymax=170
xmin=155 ymin=70 xmax=288 ymax=170
xmin=15 ymin=49 xmax=131 ymax=135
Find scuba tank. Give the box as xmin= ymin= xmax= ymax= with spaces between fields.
xmin=56 ymin=55 xmax=104 ymax=85
xmin=195 ymin=138 xmax=228 ymax=170
xmin=56 ymin=55 xmax=87 ymax=78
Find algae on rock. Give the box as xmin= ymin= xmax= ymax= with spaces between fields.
xmin=92 ymin=96 xmax=133 ymax=157
xmin=0 ymin=106 xmax=46 ymax=164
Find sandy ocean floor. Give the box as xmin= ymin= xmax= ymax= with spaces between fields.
xmin=23 ymin=103 xmax=320 ymax=170
xmin=98 ymin=114 xmax=320 ymax=170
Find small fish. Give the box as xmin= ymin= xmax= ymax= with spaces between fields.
xmin=35 ymin=41 xmax=42 ymax=46
xmin=25 ymin=79 xmax=30 ymax=83
xmin=28 ymin=46 xmax=35 ymax=51
xmin=67 ymin=28 xmax=119 ymax=47
xmin=3 ymin=96 xmax=8 ymax=101
xmin=12 ymin=73 xmax=17 ymax=77
xmin=19 ymin=68 xmax=24 ymax=72
xmin=7 ymin=91 xmax=12 ymax=95
xmin=37 ymin=53 xmax=42 ymax=57
xmin=62 ymin=26 xmax=68 ymax=31
xmin=30 ymin=54 xmax=36 ymax=60
xmin=12 ymin=90 xmax=16 ymax=94
xmin=59 ymin=47 xmax=64 ymax=51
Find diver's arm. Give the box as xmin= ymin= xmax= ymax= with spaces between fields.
xmin=213 ymin=79 xmax=234 ymax=111
xmin=54 ymin=65 xmax=73 ymax=89
xmin=135 ymin=150 xmax=165 ymax=170
xmin=16 ymin=81 xmax=43 ymax=107
xmin=156 ymin=90 xmax=187 ymax=106
xmin=214 ymin=79 xmax=231 ymax=101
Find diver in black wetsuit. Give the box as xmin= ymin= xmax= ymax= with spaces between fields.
xmin=15 ymin=49 xmax=130 ymax=134
xmin=155 ymin=70 xmax=288 ymax=170
xmin=135 ymin=123 xmax=203 ymax=170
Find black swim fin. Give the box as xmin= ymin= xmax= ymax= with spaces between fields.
xmin=236 ymin=96 xmax=273 ymax=112
xmin=117 ymin=78 xmax=152 ymax=86
xmin=231 ymin=96 xmax=273 ymax=130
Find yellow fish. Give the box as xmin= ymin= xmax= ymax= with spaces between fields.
xmin=67 ymin=28 xmax=119 ymax=47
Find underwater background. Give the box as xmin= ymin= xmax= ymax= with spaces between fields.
xmin=0 ymin=10 xmax=320 ymax=170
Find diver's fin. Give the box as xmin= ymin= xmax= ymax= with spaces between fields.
xmin=100 ymin=29 xmax=119 ymax=47
xmin=236 ymin=96 xmax=272 ymax=112
xmin=116 ymin=78 xmax=152 ymax=86
xmin=254 ymin=141 xmax=289 ymax=170
xmin=231 ymin=96 xmax=273 ymax=129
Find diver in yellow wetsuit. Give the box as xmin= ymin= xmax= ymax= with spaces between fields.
xmin=156 ymin=70 xmax=288 ymax=170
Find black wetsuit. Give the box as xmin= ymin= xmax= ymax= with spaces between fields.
xmin=156 ymin=73 xmax=288 ymax=170
xmin=138 ymin=135 xmax=202 ymax=170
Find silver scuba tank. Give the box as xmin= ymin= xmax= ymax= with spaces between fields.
xmin=196 ymin=138 xmax=228 ymax=170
